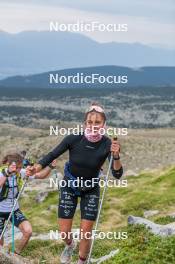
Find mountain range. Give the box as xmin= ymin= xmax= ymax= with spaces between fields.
xmin=0 ymin=31 xmax=175 ymax=79
xmin=0 ymin=66 xmax=175 ymax=88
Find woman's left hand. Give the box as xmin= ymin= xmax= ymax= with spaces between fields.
xmin=110 ymin=139 xmax=120 ymax=158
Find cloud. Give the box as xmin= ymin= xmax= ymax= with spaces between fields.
xmin=0 ymin=1 xmax=174 ymax=48
xmin=1 ymin=0 xmax=175 ymax=23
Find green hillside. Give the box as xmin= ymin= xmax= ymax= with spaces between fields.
xmin=17 ymin=166 xmax=175 ymax=263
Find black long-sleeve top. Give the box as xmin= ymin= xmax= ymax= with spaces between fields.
xmin=38 ymin=134 xmax=123 ymax=180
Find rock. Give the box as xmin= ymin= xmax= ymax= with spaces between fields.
xmin=168 ymin=212 xmax=175 ymax=218
xmin=0 ymin=249 xmax=30 ymax=264
xmin=128 ymin=215 xmax=175 ymax=237
xmin=30 ymin=233 xmax=51 ymax=241
xmin=35 ymin=191 xmax=48 ymax=203
xmin=90 ymin=249 xmax=119 ymax=264
xmin=124 ymin=170 xmax=138 ymax=177
xmin=0 ymin=251 xmax=12 ymax=264
xmin=4 ymin=226 xmax=21 ymax=246
xmin=144 ymin=210 xmax=159 ymax=218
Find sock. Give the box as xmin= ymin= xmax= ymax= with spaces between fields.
xmin=77 ymin=255 xmax=87 ymax=264
xmin=67 ymin=239 xmax=74 ymax=247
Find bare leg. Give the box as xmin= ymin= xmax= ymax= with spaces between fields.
xmin=58 ymin=218 xmax=73 ymax=244
xmin=15 ymin=220 xmax=32 ymax=254
xmin=79 ymin=219 xmax=94 ymax=259
xmin=0 ymin=237 xmax=4 ymax=247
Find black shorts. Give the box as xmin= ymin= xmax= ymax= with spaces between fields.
xmin=58 ymin=182 xmax=100 ymax=221
xmin=0 ymin=209 xmax=27 ymax=236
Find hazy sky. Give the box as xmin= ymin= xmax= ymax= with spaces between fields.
xmin=0 ymin=0 xmax=174 ymax=48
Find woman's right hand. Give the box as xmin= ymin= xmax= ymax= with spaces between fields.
xmin=26 ymin=164 xmax=42 ymax=176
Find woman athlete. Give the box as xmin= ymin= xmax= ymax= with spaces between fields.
xmin=28 ymin=103 xmax=123 ymax=264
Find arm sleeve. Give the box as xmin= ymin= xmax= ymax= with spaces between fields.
xmin=107 ymin=154 xmax=123 ymax=179
xmin=38 ymin=135 xmax=72 ymax=168
xmin=0 ymin=172 xmax=6 ymax=188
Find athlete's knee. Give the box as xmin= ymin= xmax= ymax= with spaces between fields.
xmin=80 ymin=226 xmax=93 ymax=240
xmin=22 ymin=223 xmax=33 ymax=238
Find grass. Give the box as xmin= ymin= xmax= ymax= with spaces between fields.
xmin=105 ymin=225 xmax=175 ymax=264
xmin=18 ymin=166 xmax=175 ymax=263
xmin=21 ymin=225 xmax=175 ymax=264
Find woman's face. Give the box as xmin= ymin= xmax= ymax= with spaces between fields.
xmin=84 ymin=112 xmax=105 ymax=134
xmin=8 ymin=161 xmax=22 ymax=173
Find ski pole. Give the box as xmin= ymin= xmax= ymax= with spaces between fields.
xmin=12 ymin=174 xmax=15 ymax=254
xmin=0 ymin=178 xmax=28 ymax=241
xmin=87 ymin=154 xmax=113 ymax=264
